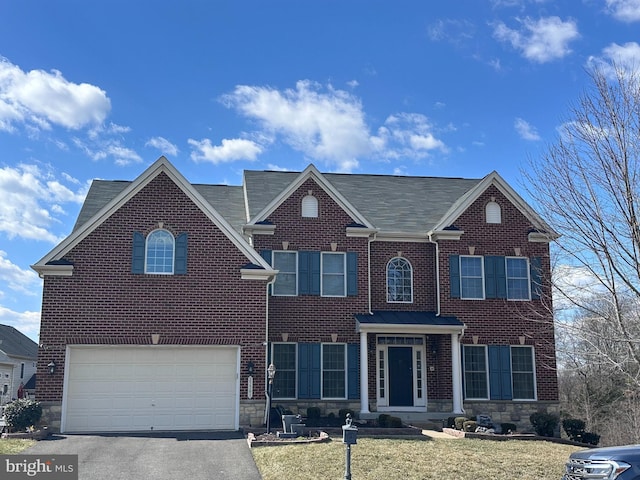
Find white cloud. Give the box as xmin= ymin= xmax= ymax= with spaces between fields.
xmin=0 ymin=305 xmax=40 ymax=341
xmin=492 ymin=16 xmax=579 ymax=63
xmin=514 ymin=117 xmax=541 ymax=140
xmin=606 ymin=0 xmax=640 ymax=22
xmin=587 ymin=42 xmax=640 ymax=78
xmin=0 ymin=164 xmax=87 ymax=242
xmin=427 ymin=19 xmax=475 ymax=47
xmin=146 ymin=136 xmax=179 ymax=156
xmin=222 ymin=81 xmax=448 ymax=172
xmin=188 ymin=138 xmax=263 ymax=164
xmin=0 ymin=251 xmax=40 ymax=296
xmin=73 ymin=137 xmax=142 ymax=166
xmin=0 ymin=56 xmax=110 ymax=131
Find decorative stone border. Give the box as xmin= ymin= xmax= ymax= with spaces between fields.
xmin=247 ymin=431 xmax=330 ymax=448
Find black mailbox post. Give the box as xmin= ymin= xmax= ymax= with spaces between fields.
xmin=342 ymin=414 xmax=358 ymax=479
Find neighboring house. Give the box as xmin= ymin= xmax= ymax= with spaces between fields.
xmin=32 ymin=157 xmax=559 ymax=433
xmin=0 ymin=325 xmax=38 ymax=404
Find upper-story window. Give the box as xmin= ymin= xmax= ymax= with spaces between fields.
xmin=301 ymin=195 xmax=318 ymax=218
xmin=386 ymin=257 xmax=413 ymax=303
xmin=132 ymin=230 xmax=188 ymax=275
xmin=321 ymin=252 xmax=346 ymax=297
xmin=506 ymin=257 xmax=530 ymax=300
xmin=273 ymin=251 xmax=297 ymax=296
xmin=486 ymin=201 xmax=501 ymax=224
xmin=460 ymin=255 xmax=484 ymax=299
xmin=146 ymin=229 xmax=175 ymax=274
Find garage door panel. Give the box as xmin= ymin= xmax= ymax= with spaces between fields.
xmin=64 ymin=346 xmax=238 ymax=432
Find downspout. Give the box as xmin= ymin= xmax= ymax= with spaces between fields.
xmin=264 ymin=275 xmax=276 ymax=424
xmin=427 ymin=233 xmax=441 ymax=316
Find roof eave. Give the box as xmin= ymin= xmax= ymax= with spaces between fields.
xmin=31 ymin=264 xmax=74 ymax=278
xmin=356 ymin=322 xmax=465 ymax=334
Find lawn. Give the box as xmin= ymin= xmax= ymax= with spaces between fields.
xmin=0 ymin=439 xmax=36 ymax=454
xmin=252 ymin=437 xmax=582 ymax=480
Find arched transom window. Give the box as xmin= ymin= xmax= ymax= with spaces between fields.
xmin=387 ymin=257 xmax=413 ymax=303
xmin=146 ymin=229 xmax=175 ymax=274
xmin=486 ymin=201 xmax=502 ymax=224
xmin=301 ymin=195 xmax=318 ymax=218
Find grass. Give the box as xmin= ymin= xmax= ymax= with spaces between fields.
xmin=0 ymin=439 xmax=36 ymax=454
xmin=252 ymin=437 xmax=583 ymax=480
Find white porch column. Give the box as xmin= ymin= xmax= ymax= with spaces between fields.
xmin=359 ymin=331 xmax=370 ymax=414
xmin=451 ymin=332 xmax=464 ymax=414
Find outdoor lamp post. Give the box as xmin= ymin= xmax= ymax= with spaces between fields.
xmin=266 ymin=363 xmax=276 ymax=434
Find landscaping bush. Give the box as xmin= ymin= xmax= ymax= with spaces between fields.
xmin=582 ymin=432 xmax=601 ymax=446
xmin=445 ymin=416 xmax=457 ymax=429
xmin=562 ymin=418 xmax=586 ymax=442
xmin=306 ymin=407 xmax=321 ymax=420
xmin=530 ymin=412 xmax=559 ymax=437
xmin=454 ymin=416 xmax=468 ymax=430
xmin=463 ymin=420 xmax=478 ymax=432
xmin=377 ymin=414 xmax=391 ymax=427
xmin=3 ymin=399 xmax=43 ymax=432
xmin=501 ymin=423 xmax=517 ymax=434
xmin=388 ymin=416 xmax=403 ymax=428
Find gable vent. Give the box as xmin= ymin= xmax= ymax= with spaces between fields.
xmin=302 ymin=195 xmax=318 ymax=218
xmin=486 ymin=201 xmax=501 ymax=224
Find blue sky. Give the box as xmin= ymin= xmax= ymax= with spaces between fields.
xmin=1 ymin=0 xmax=639 ymax=340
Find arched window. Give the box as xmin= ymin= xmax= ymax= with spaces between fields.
xmin=486 ymin=201 xmax=502 ymax=224
xmin=146 ymin=229 xmax=175 ymax=274
xmin=301 ymin=195 xmax=318 ymax=218
xmin=387 ymin=257 xmax=413 ymax=303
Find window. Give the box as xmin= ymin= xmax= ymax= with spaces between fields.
xmin=146 ymin=230 xmax=175 ymax=274
xmin=511 ymin=346 xmax=535 ymax=400
xmin=321 ymin=252 xmax=346 ymax=297
xmin=273 ymin=251 xmax=297 ymax=296
xmin=463 ymin=345 xmax=488 ymax=399
xmin=20 ymin=363 xmax=24 ymax=379
xmin=460 ymin=256 xmax=484 ymax=299
xmin=301 ymin=195 xmax=318 ymax=218
xmin=272 ymin=343 xmax=297 ymax=399
xmin=322 ymin=344 xmax=346 ymax=398
xmin=506 ymin=257 xmax=530 ymax=300
xmin=387 ymin=257 xmax=413 ymax=303
xmin=486 ymin=201 xmax=501 ymax=223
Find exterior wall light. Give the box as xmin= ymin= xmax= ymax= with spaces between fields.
xmin=47 ymin=361 xmax=56 ymax=375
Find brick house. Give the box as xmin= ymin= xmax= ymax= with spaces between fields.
xmin=32 ymin=156 xmax=558 ymax=432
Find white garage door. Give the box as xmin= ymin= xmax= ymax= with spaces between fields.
xmin=63 ymin=346 xmax=239 ymax=433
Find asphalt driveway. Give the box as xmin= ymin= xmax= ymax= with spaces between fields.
xmin=25 ymin=431 xmax=262 ymax=480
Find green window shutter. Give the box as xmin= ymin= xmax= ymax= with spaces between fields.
xmin=347 ymin=252 xmax=358 ymax=296
xmin=530 ymin=257 xmax=542 ymax=299
xmin=174 ymin=233 xmax=188 ymax=274
xmin=310 ymin=251 xmax=321 ymax=295
xmin=488 ymin=345 xmax=512 ymax=400
xmin=131 ymin=232 xmax=145 ymax=274
xmin=298 ymin=251 xmax=310 ymax=295
xmin=260 ymin=250 xmax=272 ymax=265
xmin=298 ymin=343 xmax=321 ymax=399
xmin=485 ymin=256 xmax=506 ymax=299
xmin=347 ymin=343 xmax=360 ymax=399
xmin=449 ymin=255 xmax=460 ymax=298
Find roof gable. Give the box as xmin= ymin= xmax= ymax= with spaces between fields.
xmin=244 ymin=164 xmax=374 ymax=229
xmin=32 ymin=157 xmax=275 ymax=276
xmin=0 ymin=325 xmax=38 ymax=359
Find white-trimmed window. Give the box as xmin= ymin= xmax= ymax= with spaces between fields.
xmin=272 ymin=343 xmax=297 ymax=399
xmin=486 ymin=201 xmax=501 ymax=224
xmin=463 ymin=345 xmax=488 ymax=399
xmin=506 ymin=257 xmax=530 ymax=300
xmin=387 ymin=257 xmax=413 ymax=303
xmin=511 ymin=346 xmax=536 ymax=400
xmin=146 ymin=229 xmax=174 ymax=274
xmin=321 ymin=252 xmax=346 ymax=297
xmin=273 ymin=251 xmax=298 ymax=296
xmin=322 ymin=343 xmax=346 ymax=399
xmin=301 ymin=195 xmax=318 ymax=218
xmin=460 ymin=256 xmax=484 ymax=299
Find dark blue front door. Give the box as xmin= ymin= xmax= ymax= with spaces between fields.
xmin=388 ymin=346 xmax=413 ymax=407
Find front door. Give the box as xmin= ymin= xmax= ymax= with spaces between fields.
xmin=388 ymin=346 xmax=413 ymax=407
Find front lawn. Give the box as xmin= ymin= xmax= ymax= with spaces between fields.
xmin=0 ymin=439 xmax=36 ymax=454
xmin=252 ymin=437 xmax=582 ymax=480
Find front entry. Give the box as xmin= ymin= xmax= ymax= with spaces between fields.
xmin=388 ymin=347 xmax=413 ymax=407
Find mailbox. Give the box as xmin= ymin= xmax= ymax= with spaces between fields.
xmin=342 ymin=414 xmax=358 ymax=445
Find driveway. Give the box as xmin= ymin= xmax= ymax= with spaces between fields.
xmin=25 ymin=431 xmax=262 ymax=480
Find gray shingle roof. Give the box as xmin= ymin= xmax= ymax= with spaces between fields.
xmin=73 ymin=168 xmax=482 ymax=235
xmin=0 ymin=325 xmax=38 ymax=359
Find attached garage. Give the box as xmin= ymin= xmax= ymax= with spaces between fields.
xmin=62 ymin=346 xmax=239 ymax=433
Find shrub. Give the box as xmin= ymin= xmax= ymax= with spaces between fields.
xmin=530 ymin=412 xmax=559 ymax=437
xmin=463 ymin=420 xmax=478 ymax=432
xmin=454 ymin=416 xmax=468 ymax=430
xmin=445 ymin=416 xmax=457 ymax=429
xmin=306 ymin=407 xmax=321 ymax=419
xmin=562 ymin=418 xmax=586 ymax=442
xmin=388 ymin=416 xmax=403 ymax=428
xmin=377 ymin=414 xmax=390 ymax=427
xmin=338 ymin=409 xmax=355 ymax=421
xmin=582 ymin=432 xmax=601 ymax=446
xmin=501 ymin=423 xmax=517 ymax=434
xmin=3 ymin=399 xmax=43 ymax=432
